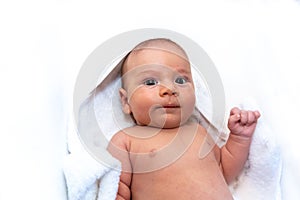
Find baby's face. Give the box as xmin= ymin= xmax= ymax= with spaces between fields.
xmin=121 ymin=48 xmax=196 ymax=129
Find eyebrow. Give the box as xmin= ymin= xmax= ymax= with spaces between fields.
xmin=132 ymin=68 xmax=161 ymax=76
xmin=136 ymin=67 xmax=192 ymax=79
xmin=176 ymin=67 xmax=191 ymax=74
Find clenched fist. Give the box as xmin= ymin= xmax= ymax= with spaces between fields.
xmin=228 ymin=107 xmax=261 ymax=138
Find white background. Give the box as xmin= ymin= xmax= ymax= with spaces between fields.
xmin=1 ymin=0 xmax=300 ymax=199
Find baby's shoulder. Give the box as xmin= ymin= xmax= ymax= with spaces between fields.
xmin=110 ymin=126 xmax=142 ymax=144
xmin=184 ymin=122 xmax=208 ymax=135
xmin=110 ymin=128 xmax=131 ymax=146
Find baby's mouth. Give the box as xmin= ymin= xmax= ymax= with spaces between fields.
xmin=162 ymin=105 xmax=180 ymax=108
xmin=152 ymin=102 xmax=181 ymax=110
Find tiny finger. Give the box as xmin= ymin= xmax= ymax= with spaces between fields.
xmin=230 ymin=107 xmax=241 ymax=116
xmin=254 ymin=111 xmax=261 ymax=119
xmin=228 ymin=113 xmax=241 ymax=128
xmin=240 ymin=110 xmax=248 ymax=125
xmin=247 ymin=111 xmax=256 ymax=124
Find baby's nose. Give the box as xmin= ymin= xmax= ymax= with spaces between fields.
xmin=159 ymin=85 xmax=178 ymax=97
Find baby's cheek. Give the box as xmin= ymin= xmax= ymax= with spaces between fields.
xmin=181 ymin=96 xmax=196 ymax=119
xmin=186 ymin=94 xmax=196 ymax=108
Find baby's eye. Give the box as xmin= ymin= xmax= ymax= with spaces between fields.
xmin=175 ymin=77 xmax=187 ymax=84
xmin=144 ymin=79 xmax=158 ymax=86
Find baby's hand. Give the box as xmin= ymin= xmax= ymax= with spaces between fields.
xmin=228 ymin=107 xmax=261 ymax=138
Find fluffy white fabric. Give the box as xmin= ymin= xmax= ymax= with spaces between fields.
xmin=64 ymin=52 xmax=282 ymax=199
xmin=229 ymin=100 xmax=282 ymax=199
xmin=64 ymin=147 xmax=120 ymax=200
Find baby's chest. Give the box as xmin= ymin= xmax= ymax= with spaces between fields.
xmin=128 ymin=132 xmax=218 ymax=173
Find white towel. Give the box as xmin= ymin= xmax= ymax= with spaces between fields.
xmin=63 ymin=38 xmax=282 ymax=200
xmin=63 ymin=147 xmax=121 ymax=200
xmin=229 ymin=100 xmax=282 ymax=200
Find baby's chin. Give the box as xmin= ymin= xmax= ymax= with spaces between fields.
xmin=147 ymin=119 xmax=189 ymax=129
xmin=152 ymin=124 xmax=180 ymax=129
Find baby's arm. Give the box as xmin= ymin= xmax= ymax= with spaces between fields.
xmin=220 ymin=107 xmax=260 ymax=184
xmin=107 ymin=132 xmax=132 ymax=200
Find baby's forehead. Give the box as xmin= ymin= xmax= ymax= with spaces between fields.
xmin=121 ymin=39 xmax=189 ymax=75
xmin=123 ymin=48 xmax=189 ymax=72
xmin=129 ymin=64 xmax=190 ymax=75
xmin=133 ymin=41 xmax=188 ymax=60
xmin=122 ymin=58 xmax=192 ymax=84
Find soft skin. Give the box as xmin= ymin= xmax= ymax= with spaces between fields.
xmin=108 ymin=39 xmax=260 ymax=200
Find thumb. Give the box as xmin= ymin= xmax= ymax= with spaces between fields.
xmin=228 ymin=113 xmax=241 ymax=128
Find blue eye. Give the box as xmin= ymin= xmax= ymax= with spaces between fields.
xmin=175 ymin=77 xmax=187 ymax=84
xmin=144 ymin=79 xmax=158 ymax=86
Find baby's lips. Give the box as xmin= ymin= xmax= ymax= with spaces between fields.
xmin=162 ymin=104 xmax=180 ymax=108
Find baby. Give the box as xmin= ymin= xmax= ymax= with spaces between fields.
xmin=108 ymin=38 xmax=260 ymax=200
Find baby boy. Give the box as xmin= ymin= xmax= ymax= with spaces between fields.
xmin=108 ymin=38 xmax=260 ymax=200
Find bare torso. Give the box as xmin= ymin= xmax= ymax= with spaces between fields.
xmin=115 ymin=123 xmax=233 ymax=200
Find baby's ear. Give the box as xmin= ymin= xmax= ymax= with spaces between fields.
xmin=119 ymin=88 xmax=131 ymax=114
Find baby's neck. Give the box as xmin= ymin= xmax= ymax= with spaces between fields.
xmin=126 ymin=121 xmax=195 ymax=138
